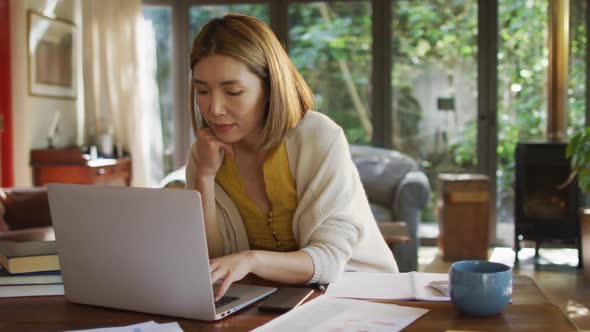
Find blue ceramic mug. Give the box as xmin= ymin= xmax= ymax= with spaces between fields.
xmin=449 ymin=260 xmax=512 ymax=316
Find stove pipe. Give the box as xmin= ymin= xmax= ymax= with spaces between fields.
xmin=547 ymin=0 xmax=570 ymax=142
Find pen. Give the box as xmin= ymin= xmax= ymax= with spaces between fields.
xmin=315 ymin=283 xmax=327 ymax=294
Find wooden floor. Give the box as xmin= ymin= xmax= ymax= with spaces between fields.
xmin=419 ymin=246 xmax=590 ymax=331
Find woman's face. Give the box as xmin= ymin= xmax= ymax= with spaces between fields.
xmin=193 ymin=54 xmax=268 ymax=148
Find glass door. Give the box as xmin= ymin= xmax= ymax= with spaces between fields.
xmin=391 ymin=0 xmax=478 ymax=224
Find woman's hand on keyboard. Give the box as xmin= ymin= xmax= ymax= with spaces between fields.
xmin=210 ymin=250 xmax=257 ymax=301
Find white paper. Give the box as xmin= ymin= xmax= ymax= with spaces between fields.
xmin=66 ymin=322 xmax=158 ymax=332
xmin=253 ymin=296 xmax=428 ymax=332
xmin=325 ymin=271 xmax=450 ymax=301
xmin=0 ymin=284 xmax=64 ymax=298
xmin=66 ymin=321 xmax=183 ymax=332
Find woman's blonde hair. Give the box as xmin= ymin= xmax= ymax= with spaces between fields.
xmin=189 ymin=13 xmax=315 ymax=151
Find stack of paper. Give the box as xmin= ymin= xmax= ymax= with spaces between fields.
xmin=253 ymin=296 xmax=428 ymax=332
xmin=324 ymin=271 xmax=450 ymax=301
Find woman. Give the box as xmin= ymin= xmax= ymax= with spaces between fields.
xmin=186 ymin=13 xmax=398 ymax=301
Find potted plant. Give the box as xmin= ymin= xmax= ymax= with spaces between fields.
xmin=565 ymin=127 xmax=590 ymax=278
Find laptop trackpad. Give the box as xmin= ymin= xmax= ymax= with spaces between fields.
xmin=214 ymin=284 xmax=276 ymax=313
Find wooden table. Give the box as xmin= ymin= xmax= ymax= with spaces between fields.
xmin=30 ymin=148 xmax=132 ymax=187
xmin=378 ymin=221 xmax=412 ymax=244
xmin=0 ymin=274 xmax=578 ymax=331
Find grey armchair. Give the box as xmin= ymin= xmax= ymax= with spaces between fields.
xmin=349 ymin=145 xmax=431 ymax=272
xmin=161 ymin=145 xmax=430 ymax=272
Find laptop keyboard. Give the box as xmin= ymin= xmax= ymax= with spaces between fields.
xmin=215 ymin=295 xmax=240 ymax=308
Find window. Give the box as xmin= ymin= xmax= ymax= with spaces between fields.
xmin=289 ymin=2 xmax=372 ymax=144
xmin=141 ymin=1 xmax=589 ymax=244
xmin=391 ymin=2 xmax=478 ymax=164
xmin=392 ymin=0 xmax=478 ymax=223
xmin=142 ymin=5 xmax=174 ymax=175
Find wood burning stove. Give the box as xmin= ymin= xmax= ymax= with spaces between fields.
xmin=514 ymin=142 xmax=583 ymax=267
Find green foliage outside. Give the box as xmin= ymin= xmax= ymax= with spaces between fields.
xmin=289 ymin=2 xmax=373 ymax=144
xmin=392 ymin=0 xmax=478 ymax=172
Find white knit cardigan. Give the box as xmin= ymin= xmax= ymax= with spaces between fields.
xmin=185 ymin=111 xmax=398 ymax=284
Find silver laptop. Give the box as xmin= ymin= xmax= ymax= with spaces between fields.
xmin=48 ymin=183 xmax=276 ymax=321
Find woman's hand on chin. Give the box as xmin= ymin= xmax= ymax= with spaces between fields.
xmin=195 ymin=127 xmax=234 ymax=179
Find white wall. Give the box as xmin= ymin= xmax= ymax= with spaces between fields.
xmin=392 ymin=60 xmax=477 ymax=160
xmin=11 ymin=0 xmax=83 ymax=186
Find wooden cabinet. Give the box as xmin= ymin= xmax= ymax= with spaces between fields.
xmin=437 ymin=173 xmax=490 ymax=261
xmin=30 ymin=148 xmax=131 ymax=187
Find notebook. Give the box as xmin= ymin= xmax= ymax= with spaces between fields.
xmin=324 ymin=272 xmax=450 ymax=301
xmin=0 ymin=238 xmax=59 ymax=274
xmin=48 ymin=184 xmax=276 ymax=321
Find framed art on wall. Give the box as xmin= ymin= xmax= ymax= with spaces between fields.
xmin=27 ymin=10 xmax=76 ymax=99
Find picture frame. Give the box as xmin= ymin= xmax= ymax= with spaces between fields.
xmin=27 ymin=10 xmax=76 ymax=99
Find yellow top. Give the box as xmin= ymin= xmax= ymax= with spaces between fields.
xmin=215 ymin=141 xmax=298 ymax=251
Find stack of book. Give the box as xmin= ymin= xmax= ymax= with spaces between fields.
xmin=0 ymin=239 xmax=64 ymax=297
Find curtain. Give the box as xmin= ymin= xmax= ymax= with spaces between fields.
xmin=82 ymin=0 xmax=163 ymax=187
